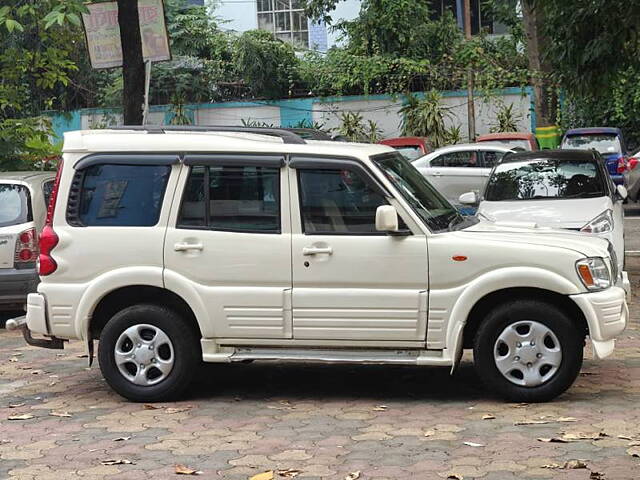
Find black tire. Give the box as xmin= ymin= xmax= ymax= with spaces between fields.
xmin=98 ymin=304 xmax=200 ymax=402
xmin=473 ymin=299 xmax=584 ymax=403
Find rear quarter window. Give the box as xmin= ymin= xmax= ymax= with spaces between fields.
xmin=71 ymin=164 xmax=171 ymax=227
xmin=0 ymin=184 xmax=32 ymax=227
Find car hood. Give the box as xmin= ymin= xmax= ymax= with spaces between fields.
xmin=477 ymin=197 xmax=610 ymax=230
xmin=458 ymin=218 xmax=610 ymax=258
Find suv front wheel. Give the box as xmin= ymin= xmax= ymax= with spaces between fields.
xmin=98 ymin=304 xmax=200 ymax=402
xmin=473 ymin=299 xmax=584 ymax=402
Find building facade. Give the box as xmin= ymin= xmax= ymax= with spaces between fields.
xmin=212 ymin=0 xmax=508 ymax=52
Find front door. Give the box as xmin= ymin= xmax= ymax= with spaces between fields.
xmin=289 ymin=157 xmax=429 ymax=343
xmin=164 ymin=155 xmax=292 ymax=339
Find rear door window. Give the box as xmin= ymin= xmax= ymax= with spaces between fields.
xmin=0 ymin=184 xmax=32 ymax=227
xmin=435 ymin=151 xmax=481 ymax=167
xmin=74 ymin=165 xmax=171 ymax=227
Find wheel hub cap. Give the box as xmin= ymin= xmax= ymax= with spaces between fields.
xmin=493 ymin=320 xmax=562 ymax=387
xmin=114 ymin=324 xmax=175 ymax=386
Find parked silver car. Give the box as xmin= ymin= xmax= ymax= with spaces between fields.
xmin=0 ymin=172 xmax=56 ymax=311
xmin=412 ymin=143 xmax=513 ymax=204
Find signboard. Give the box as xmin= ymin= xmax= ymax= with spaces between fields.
xmin=82 ymin=0 xmax=171 ymax=69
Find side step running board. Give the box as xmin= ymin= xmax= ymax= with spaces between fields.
xmin=230 ymin=348 xmax=424 ymax=365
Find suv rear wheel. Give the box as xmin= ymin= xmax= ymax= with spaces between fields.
xmin=473 ymin=299 xmax=583 ymax=402
xmin=97 ymin=304 xmax=200 ymax=402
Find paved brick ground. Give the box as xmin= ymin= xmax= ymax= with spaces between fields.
xmin=1 ymin=282 xmax=639 ymax=480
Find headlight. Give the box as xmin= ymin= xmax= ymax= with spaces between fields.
xmin=580 ymin=210 xmax=613 ymax=233
xmin=576 ymin=257 xmax=611 ymax=290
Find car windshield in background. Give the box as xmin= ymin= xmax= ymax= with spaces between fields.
xmin=484 ymin=158 xmax=606 ymax=201
xmin=562 ymin=134 xmax=621 ymax=154
xmin=372 ymin=152 xmax=461 ymax=232
xmin=482 ymin=139 xmax=530 ymax=150
xmin=0 ymin=184 xmax=31 ymax=227
xmin=395 ymin=146 xmax=423 ymax=161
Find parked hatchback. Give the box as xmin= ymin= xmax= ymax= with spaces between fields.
xmin=11 ymin=127 xmax=628 ymax=404
xmin=476 ymin=132 xmax=539 ymax=151
xmin=459 ymin=150 xmax=627 ymax=286
xmin=560 ymin=128 xmax=628 ymax=185
xmin=0 ymin=172 xmax=56 ymax=311
xmin=413 ymin=143 xmax=513 ymax=205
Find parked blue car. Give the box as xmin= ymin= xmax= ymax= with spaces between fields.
xmin=560 ymin=127 xmax=628 ymax=185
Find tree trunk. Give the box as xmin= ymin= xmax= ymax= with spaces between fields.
xmin=522 ymin=0 xmax=556 ymax=128
xmin=117 ymin=0 xmax=145 ymax=125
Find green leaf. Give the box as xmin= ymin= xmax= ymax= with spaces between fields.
xmin=67 ymin=13 xmax=81 ymax=27
xmin=0 ymin=6 xmax=10 ymax=20
xmin=5 ymin=19 xmax=23 ymax=33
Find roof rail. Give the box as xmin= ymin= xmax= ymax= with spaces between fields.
xmin=111 ymin=125 xmax=307 ymax=145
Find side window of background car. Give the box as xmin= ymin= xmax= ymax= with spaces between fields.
xmin=298 ymin=168 xmax=388 ymax=235
xmin=439 ymin=151 xmax=481 ymax=168
xmin=178 ymin=164 xmax=281 ymax=233
xmin=481 ymin=151 xmax=505 ymax=168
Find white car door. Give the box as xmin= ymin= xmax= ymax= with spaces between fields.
xmin=164 ymin=155 xmax=293 ymax=339
xmin=425 ymin=150 xmax=486 ymax=203
xmin=288 ymin=156 xmax=429 ymax=343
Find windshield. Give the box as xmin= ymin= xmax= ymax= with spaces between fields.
xmin=394 ymin=146 xmax=424 ymax=161
xmin=0 ymin=184 xmax=31 ymax=227
xmin=484 ymin=158 xmax=606 ymax=201
xmin=561 ymin=134 xmax=621 ymax=155
xmin=479 ymin=139 xmax=530 ymax=150
xmin=372 ymin=152 xmax=462 ymax=232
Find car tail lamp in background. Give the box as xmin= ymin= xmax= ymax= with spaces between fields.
xmin=617 ymin=156 xmax=629 ymax=174
xmin=39 ymin=160 xmax=63 ymax=276
xmin=629 ymin=157 xmax=639 ymax=171
xmin=14 ymin=228 xmax=37 ymax=268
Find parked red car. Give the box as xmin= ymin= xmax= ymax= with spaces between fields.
xmin=379 ymin=137 xmax=429 ymax=160
xmin=476 ymin=132 xmax=539 ymax=151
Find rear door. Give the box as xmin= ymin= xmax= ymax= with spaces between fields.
xmin=164 ymin=154 xmax=293 ymax=339
xmin=0 ymin=183 xmax=31 ymax=269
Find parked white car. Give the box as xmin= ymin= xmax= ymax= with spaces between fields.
xmin=412 ymin=143 xmax=514 ymax=204
xmin=459 ymin=149 xmax=627 ymax=287
xmin=8 ymin=127 xmax=628 ymax=403
xmin=0 ymin=172 xmax=56 ymax=311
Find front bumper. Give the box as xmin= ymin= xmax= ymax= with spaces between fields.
xmin=570 ymin=286 xmax=628 ymax=359
xmin=0 ymin=267 xmax=38 ymax=308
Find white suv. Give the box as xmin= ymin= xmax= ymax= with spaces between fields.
xmin=11 ymin=126 xmax=628 ymax=403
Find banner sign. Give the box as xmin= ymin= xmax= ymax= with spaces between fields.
xmin=82 ymin=0 xmax=171 ymax=69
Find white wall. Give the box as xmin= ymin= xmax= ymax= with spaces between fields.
xmin=195 ymin=105 xmax=281 ymax=126
xmin=312 ymin=98 xmax=404 ymax=136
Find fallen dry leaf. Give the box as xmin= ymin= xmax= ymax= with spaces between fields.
xmin=100 ymin=459 xmax=134 ymax=466
xmin=143 ymin=404 xmax=162 ymax=410
xmin=617 ymin=435 xmax=633 ymax=440
xmin=537 ymin=437 xmax=569 ymax=443
xmin=277 ymin=468 xmax=302 ymax=478
xmin=174 ymin=464 xmax=202 ymax=475
xmin=628 ymin=446 xmax=640 ymax=458
xmin=561 ymin=432 xmax=607 ymax=441
xmin=372 ymin=405 xmax=388 ymax=411
xmin=9 ymin=357 xmax=18 ymax=362
xmin=463 ymin=441 xmax=485 ymax=447
xmin=557 ymin=417 xmax=577 ymax=422
xmin=8 ymin=413 xmax=34 ymax=421
xmin=515 ymin=416 xmax=576 ymax=426
xmin=481 ymin=414 xmax=495 ymax=420
xmin=511 ymin=403 xmax=529 ymax=408
xmin=628 ymin=441 xmax=640 ymax=447
xmin=423 ymin=430 xmax=435 ymax=437
xmin=49 ymin=411 xmax=72 ymax=418
xmin=76 ymin=353 xmax=88 ymax=358
xmin=165 ymin=406 xmax=193 ymax=414
xmin=446 ymin=474 xmax=464 ymax=480
xmin=516 ymin=419 xmax=552 ymax=425
xmin=250 ymin=471 xmax=274 ymax=480
xmin=8 ymin=403 xmax=25 ymax=408
xmin=542 ymin=464 xmax=562 ymax=469
xmin=589 ymin=472 xmax=605 ymax=479
xmin=113 ymin=436 xmax=131 ymax=442
xmin=31 ymin=370 xmax=44 ymax=375
xmin=344 ymin=472 xmax=361 ymax=480
xmin=564 ymin=460 xmax=587 ymax=469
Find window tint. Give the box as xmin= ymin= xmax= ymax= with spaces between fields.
xmin=298 ymin=168 xmax=387 ymax=234
xmin=434 ymin=151 xmax=481 ymax=167
xmin=77 ymin=164 xmax=170 ymax=227
xmin=481 ymin=150 xmax=506 ymax=168
xmin=0 ymin=184 xmax=31 ymax=227
xmin=43 ymin=180 xmax=54 ymax=208
xmin=178 ymin=165 xmax=280 ymax=233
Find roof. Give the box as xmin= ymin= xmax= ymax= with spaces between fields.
xmin=62 ymin=129 xmax=394 ymax=159
xmin=0 ymin=171 xmax=56 ymax=182
xmin=564 ymin=127 xmax=622 ymax=136
xmin=500 ymin=149 xmax=597 ymax=164
xmin=428 ymin=143 xmax=514 ymax=154
xmin=379 ymin=137 xmax=428 ymax=147
xmin=476 ymin=132 xmax=534 ymax=141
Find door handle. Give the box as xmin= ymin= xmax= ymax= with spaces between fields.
xmin=302 ymin=246 xmax=333 ymax=256
xmin=431 ymin=171 xmax=442 ymax=177
xmin=174 ymin=242 xmax=204 ymax=252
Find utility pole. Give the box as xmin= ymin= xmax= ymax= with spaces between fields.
xmin=463 ymin=0 xmax=476 ymax=141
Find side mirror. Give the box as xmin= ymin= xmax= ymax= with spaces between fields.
xmin=375 ymin=205 xmax=399 ymax=232
xmin=617 ymin=184 xmax=628 ymax=201
xmin=458 ymin=191 xmax=479 ymax=205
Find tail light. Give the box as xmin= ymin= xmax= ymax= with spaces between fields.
xmin=14 ymin=227 xmax=37 ymax=269
xmin=39 ymin=160 xmax=63 ymax=276
xmin=617 ymin=156 xmax=628 ymax=174
xmin=629 ymin=158 xmax=639 ymax=171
